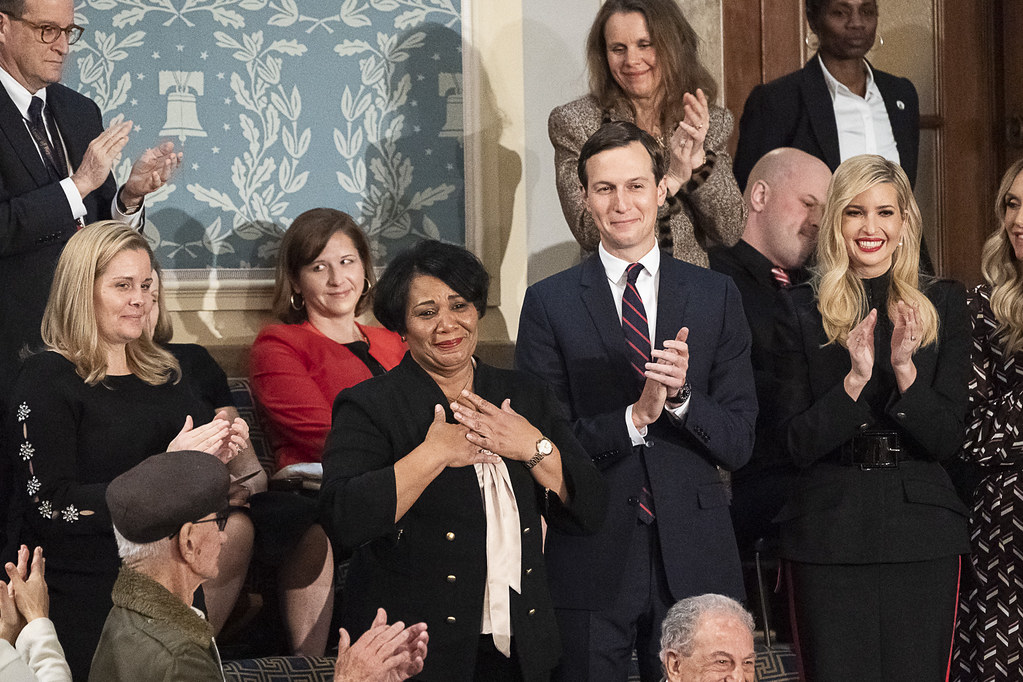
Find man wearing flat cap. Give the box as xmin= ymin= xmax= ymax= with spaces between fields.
xmin=90 ymin=451 xmax=429 ymax=681
xmin=90 ymin=450 xmax=232 ymax=681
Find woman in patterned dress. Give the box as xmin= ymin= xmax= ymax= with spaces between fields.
xmin=954 ymin=157 xmax=1023 ymax=681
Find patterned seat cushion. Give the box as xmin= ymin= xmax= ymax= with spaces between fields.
xmin=222 ymin=655 xmax=335 ymax=682
xmin=229 ymin=377 xmax=275 ymax=475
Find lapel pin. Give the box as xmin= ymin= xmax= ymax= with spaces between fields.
xmin=896 ymin=100 xmax=905 ymax=110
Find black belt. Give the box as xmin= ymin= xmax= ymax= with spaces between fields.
xmin=839 ymin=431 xmax=901 ymax=470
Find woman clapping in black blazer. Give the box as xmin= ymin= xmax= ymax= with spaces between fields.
xmin=775 ymin=155 xmax=970 ymax=681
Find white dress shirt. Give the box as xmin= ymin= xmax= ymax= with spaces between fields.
xmin=0 ymin=66 xmax=141 ymax=227
xmin=819 ymin=56 xmax=900 ymax=167
xmin=597 ymin=242 xmax=689 ymax=445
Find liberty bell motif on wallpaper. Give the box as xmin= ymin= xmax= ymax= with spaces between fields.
xmin=159 ymin=71 xmax=207 ymax=142
xmin=438 ymin=72 xmax=463 ymax=141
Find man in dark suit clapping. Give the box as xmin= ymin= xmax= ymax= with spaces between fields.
xmin=516 ymin=121 xmax=757 ymax=681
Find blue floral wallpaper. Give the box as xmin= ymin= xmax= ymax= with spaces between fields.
xmin=68 ymin=0 xmax=465 ymax=273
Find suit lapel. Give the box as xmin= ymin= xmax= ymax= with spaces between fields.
xmin=46 ymin=85 xmax=86 ymax=168
xmin=654 ymin=255 xmax=691 ymax=349
xmin=579 ymin=254 xmax=635 ymax=384
xmin=0 ymin=85 xmax=50 ymax=186
xmin=801 ymin=57 xmax=842 ymax=170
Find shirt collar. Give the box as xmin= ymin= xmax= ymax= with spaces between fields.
xmin=0 ymin=64 xmax=45 ymax=119
xmin=818 ymin=55 xmax=877 ymax=101
xmin=597 ymin=241 xmax=661 ymax=285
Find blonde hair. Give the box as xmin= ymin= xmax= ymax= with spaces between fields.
xmin=980 ymin=158 xmax=1023 ymax=354
xmin=814 ymin=155 xmax=938 ymax=348
xmin=40 ymin=221 xmax=179 ymax=386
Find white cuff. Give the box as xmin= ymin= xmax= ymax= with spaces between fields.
xmin=111 ymin=191 xmax=144 ymax=229
xmin=625 ymin=405 xmax=648 ymax=446
xmin=59 ymin=178 xmax=86 ymax=220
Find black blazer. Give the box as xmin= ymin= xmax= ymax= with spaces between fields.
xmin=774 ymin=278 xmax=971 ymax=564
xmin=320 ymin=354 xmax=606 ymax=681
xmin=0 ymin=83 xmax=118 ymax=396
xmin=515 ymin=252 xmax=757 ymax=610
xmin=734 ymin=56 xmax=920 ymax=190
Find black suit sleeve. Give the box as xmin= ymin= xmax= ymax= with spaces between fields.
xmin=320 ymin=393 xmax=402 ymax=550
xmin=775 ymin=290 xmax=873 ymax=468
xmin=678 ymin=279 xmax=758 ymax=471
xmin=884 ymin=282 xmax=969 ymax=460
xmin=0 ymin=94 xmax=115 ymax=258
xmin=514 ymin=285 xmax=635 ymax=470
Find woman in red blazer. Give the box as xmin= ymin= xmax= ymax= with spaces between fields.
xmin=250 ymin=209 xmax=405 ymax=471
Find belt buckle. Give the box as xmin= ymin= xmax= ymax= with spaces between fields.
xmin=859 ymin=432 xmax=900 ymax=470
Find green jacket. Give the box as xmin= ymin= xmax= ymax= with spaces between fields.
xmin=89 ymin=567 xmax=224 ymax=681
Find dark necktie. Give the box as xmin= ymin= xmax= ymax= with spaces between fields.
xmin=27 ymin=96 xmax=69 ymax=181
xmin=623 ymin=263 xmax=656 ymax=524
xmin=622 ymin=263 xmax=651 ymax=380
xmin=771 ymin=267 xmax=791 ymax=288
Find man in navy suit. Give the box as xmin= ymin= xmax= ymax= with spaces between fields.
xmin=0 ymin=0 xmax=182 ymax=395
xmin=0 ymin=0 xmax=180 ymax=551
xmin=515 ymin=121 xmax=757 ymax=681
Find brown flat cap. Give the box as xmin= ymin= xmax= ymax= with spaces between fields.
xmin=106 ymin=451 xmax=230 ymax=543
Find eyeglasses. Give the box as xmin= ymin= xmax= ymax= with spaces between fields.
xmin=2 ymin=14 xmax=84 ymax=46
xmin=189 ymin=509 xmax=232 ymax=532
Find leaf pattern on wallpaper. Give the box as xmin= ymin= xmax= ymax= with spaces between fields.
xmin=68 ymin=0 xmax=464 ymax=269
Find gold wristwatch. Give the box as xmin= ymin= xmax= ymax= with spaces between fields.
xmin=525 ymin=437 xmax=554 ymax=469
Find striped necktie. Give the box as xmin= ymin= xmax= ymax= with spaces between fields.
xmin=27 ymin=97 xmax=68 ymax=181
xmin=623 ymin=262 xmax=656 ymax=524
xmin=770 ymin=267 xmax=791 ymax=288
xmin=622 ymin=262 xmax=651 ymax=380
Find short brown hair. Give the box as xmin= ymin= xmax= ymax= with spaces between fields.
xmin=271 ymin=208 xmax=376 ymax=324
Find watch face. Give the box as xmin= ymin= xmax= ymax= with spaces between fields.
xmin=538 ymin=438 xmax=553 ymax=455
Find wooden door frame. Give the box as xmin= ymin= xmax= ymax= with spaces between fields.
xmin=721 ymin=0 xmax=1005 ymax=285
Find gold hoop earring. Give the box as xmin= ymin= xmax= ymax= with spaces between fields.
xmin=877 ymin=34 xmax=884 ymax=47
xmin=804 ymin=32 xmax=819 ymax=51
xmin=363 ymin=277 xmax=372 ymax=294
xmin=290 ymin=293 xmax=304 ymax=310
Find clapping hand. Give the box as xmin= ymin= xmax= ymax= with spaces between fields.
xmin=119 ymin=141 xmax=183 ymax=209
xmin=666 ymin=88 xmax=710 ymax=188
xmin=844 ymin=309 xmax=877 ymax=399
xmin=632 ymin=327 xmax=690 ymax=429
xmin=71 ymin=118 xmax=132 ymax=198
xmin=0 ymin=546 xmax=50 ymax=645
xmin=891 ymin=300 xmax=921 ymax=392
xmin=334 ymin=608 xmax=429 ymax=682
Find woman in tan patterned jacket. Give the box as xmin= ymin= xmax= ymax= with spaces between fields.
xmin=549 ymin=0 xmax=745 ymax=268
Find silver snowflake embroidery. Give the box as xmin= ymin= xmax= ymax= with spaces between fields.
xmin=16 ymin=403 xmax=29 ymax=422
xmin=61 ymin=505 xmax=79 ymax=523
xmin=26 ymin=477 xmax=40 ymax=495
xmin=38 ymin=501 xmax=51 ymax=518
xmin=19 ymin=442 xmax=34 ymax=461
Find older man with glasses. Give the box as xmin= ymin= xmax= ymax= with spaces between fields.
xmin=0 ymin=0 xmax=182 ymax=426
xmin=91 ymin=451 xmax=428 ymax=682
